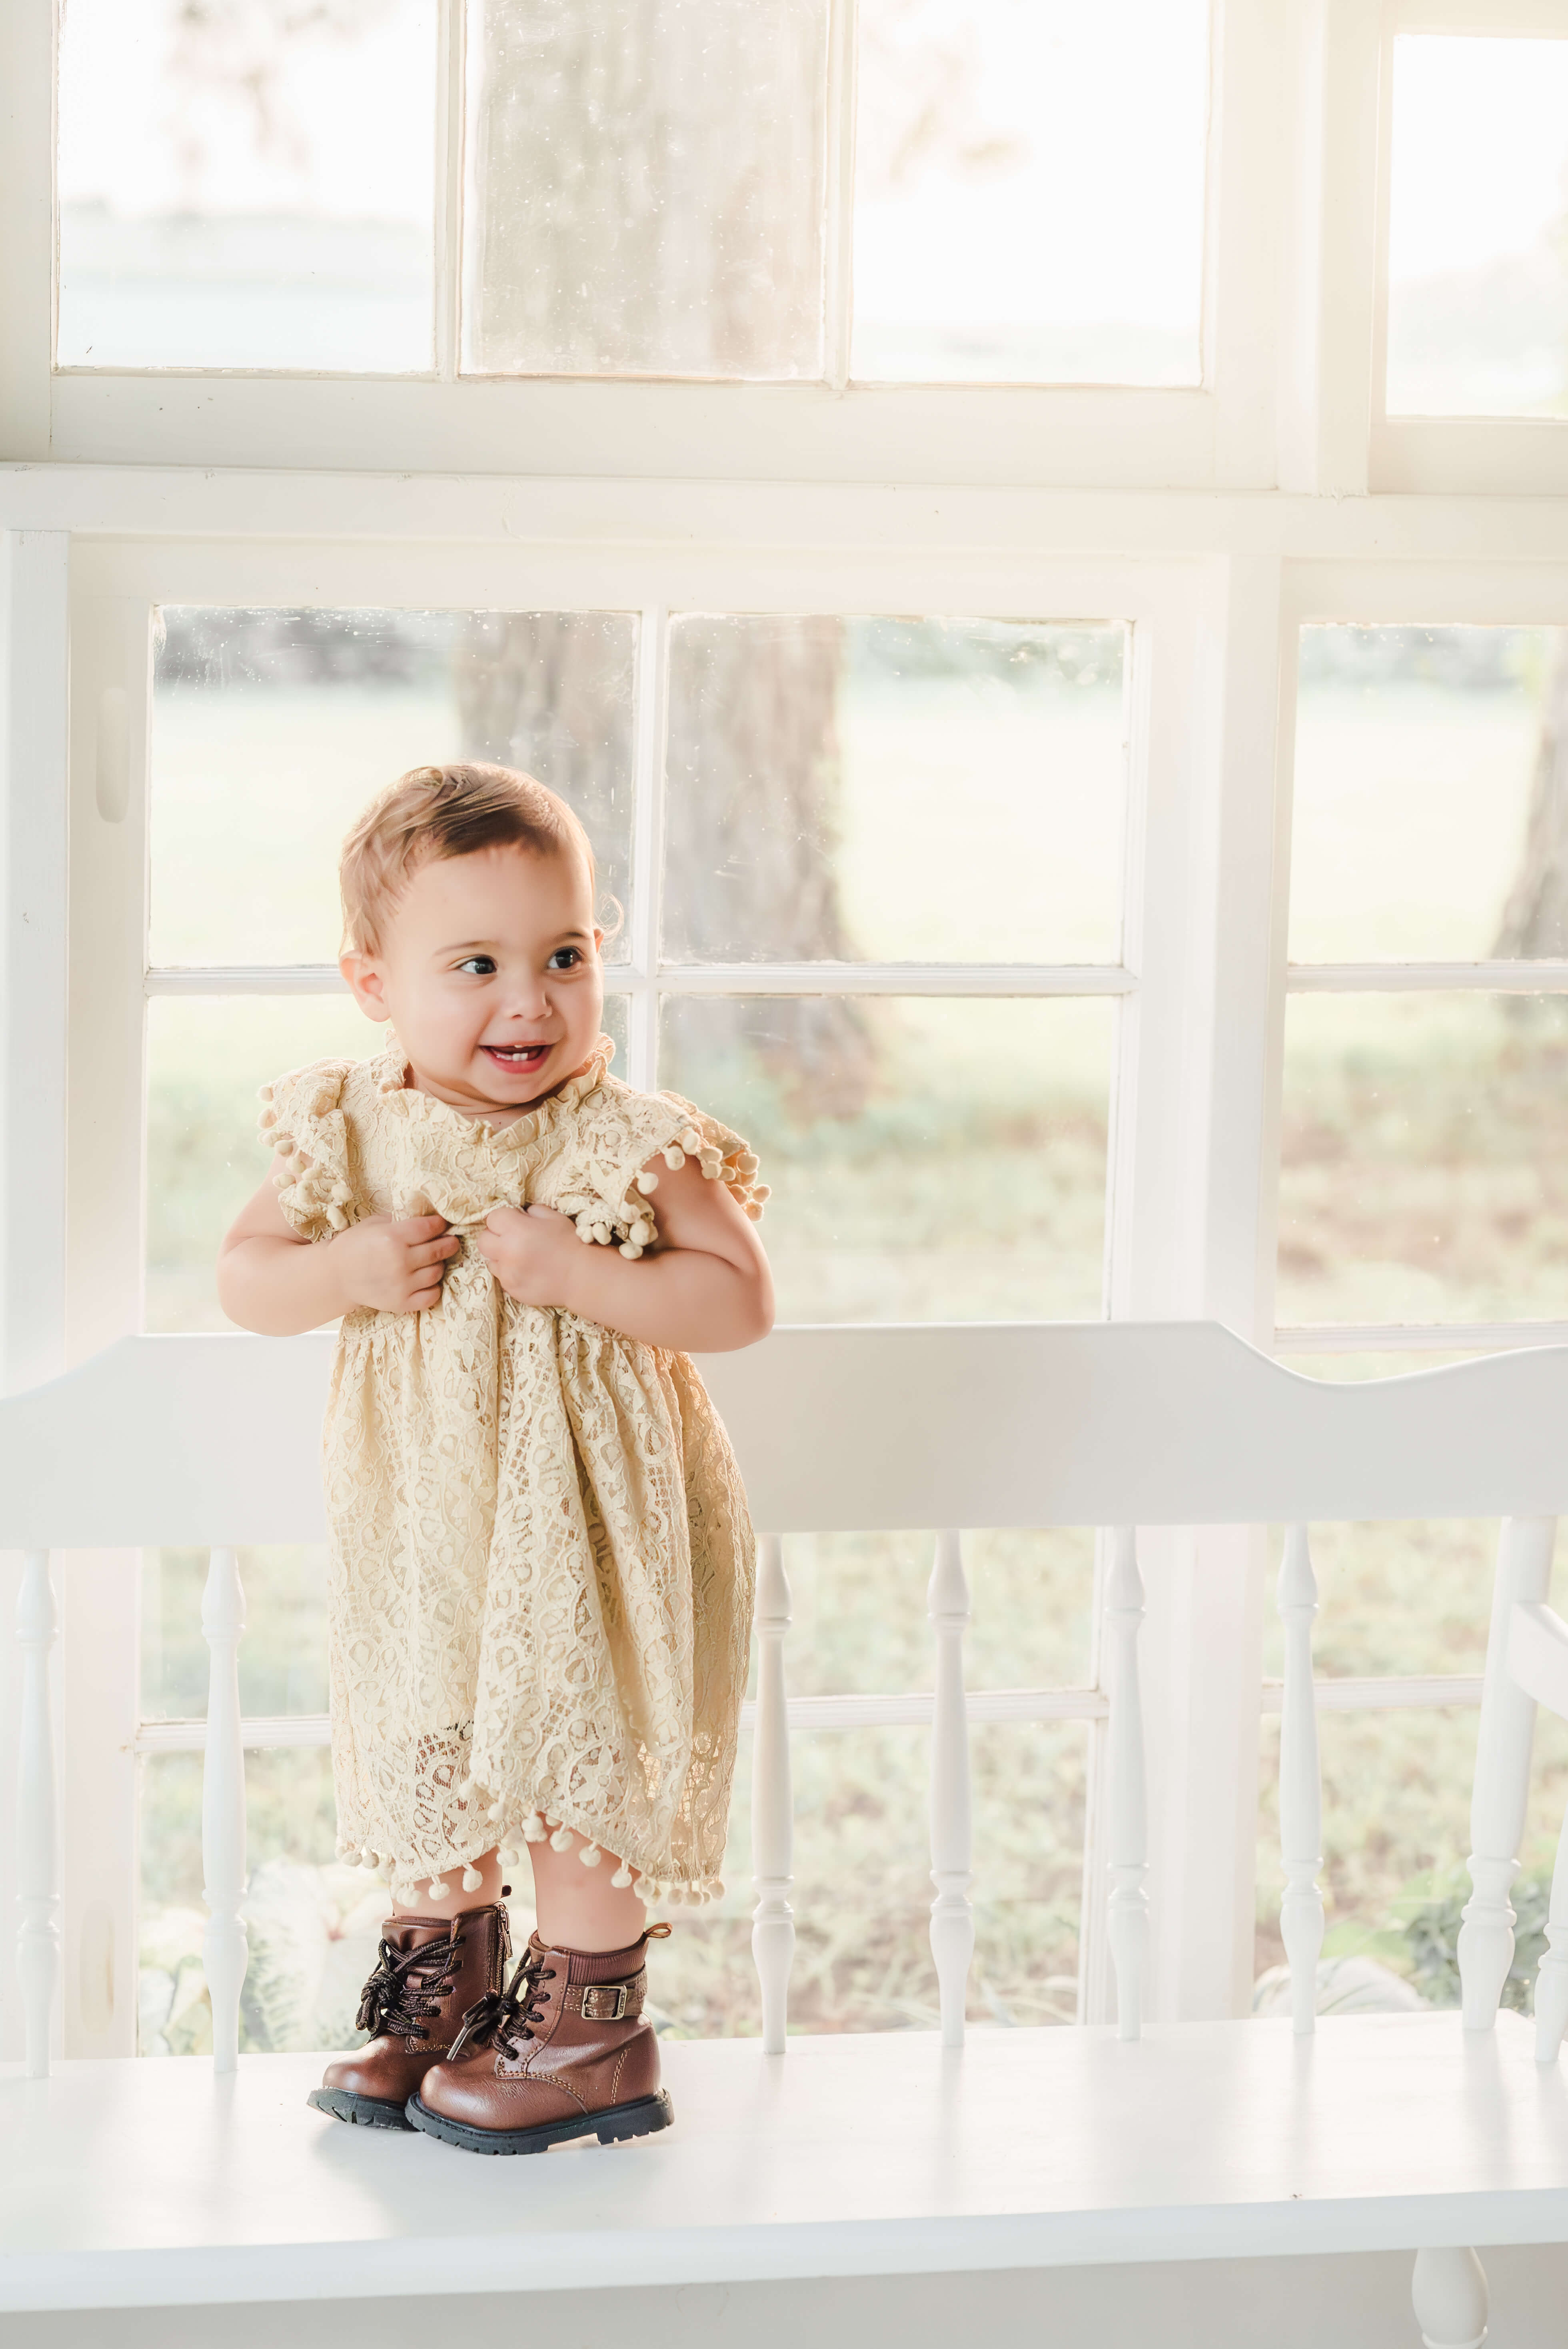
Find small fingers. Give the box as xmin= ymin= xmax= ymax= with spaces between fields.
xmin=405 ymin=1284 xmax=443 ymax=1312
xmin=395 ymin=1212 xmax=451 ymax=1239
xmin=409 ymin=1234 xmax=460 ymax=1268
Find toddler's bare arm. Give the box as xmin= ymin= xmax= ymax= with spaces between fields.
xmin=218 ymin=1158 xmax=459 ymax=1334
xmin=477 ymin=1151 xmax=773 ymax=1352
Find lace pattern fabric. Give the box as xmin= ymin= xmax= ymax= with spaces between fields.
xmin=260 ymin=1038 xmax=759 ymax=1907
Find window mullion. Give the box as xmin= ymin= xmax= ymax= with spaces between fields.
xmin=823 ymin=0 xmax=859 ymax=393
xmin=434 ymin=0 xmax=468 ymax=382
xmin=626 ymin=606 xmax=669 ymax=1090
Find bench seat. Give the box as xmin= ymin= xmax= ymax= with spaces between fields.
xmin=3 ymin=2012 xmax=1566 ymax=2315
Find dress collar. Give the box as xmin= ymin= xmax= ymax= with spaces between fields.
xmin=372 ymin=1034 xmax=616 ymax=1145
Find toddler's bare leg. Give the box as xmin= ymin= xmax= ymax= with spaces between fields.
xmin=390 ymin=1848 xmax=505 ymax=1920
xmin=530 ymin=1826 xmax=648 ymax=1952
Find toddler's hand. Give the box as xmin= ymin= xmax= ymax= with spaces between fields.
xmin=476 ymin=1203 xmax=581 ymax=1308
xmin=331 ymin=1212 xmax=459 ymax=1314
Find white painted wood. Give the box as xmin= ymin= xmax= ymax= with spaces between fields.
xmin=16 ymin=471 xmax=1568 ymax=563
xmin=624 ymin=606 xmax=667 ymax=1092
xmin=200 ymin=1549 xmax=248 ymax=2074
xmin=65 ymin=592 xmax=151 ymax=1364
xmin=0 ymin=0 xmax=52 ymax=457
xmin=926 ymin=1529 xmax=973 ymax=2050
xmin=15 ymin=1328 xmax=1568 ymax=1550
xmin=1507 ymin=1602 xmax=1568 ymax=1716
xmin=1411 ymin=2246 xmax=1489 ymax=2349
xmin=143 ymin=960 xmax=1139 ymax=1000
xmin=432 ymin=0 xmax=464 ymax=384
xmin=2 ymin=2016 xmax=1567 ymax=2311
xmin=1534 ymin=1790 xmax=1568 ymax=2067
xmin=60 ymin=1550 xmax=139 ymax=2059
xmin=821 ymin=0 xmax=857 ymax=395
xmin=1277 ymin=1525 xmax=1325 ymax=2036
xmin=1282 ymin=1322 xmax=1568 ymax=1354
xmin=1289 ymin=960 xmax=1568 ymax=993
xmin=14 ymin=1550 xmax=59 ymax=2079
xmin=0 ymin=531 xmax=69 ymax=1393
xmin=1459 ymin=1520 xmax=1557 ymax=2030
xmin=1104 ymin=1528 xmax=1149 ymax=2043
xmin=43 ymin=374 xmax=1228 ymax=489
xmin=750 ymin=1535 xmax=794 ymax=2056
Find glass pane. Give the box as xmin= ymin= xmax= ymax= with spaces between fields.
xmin=768 ymin=1528 xmax=1093 ymax=1700
xmin=462 ymin=0 xmax=829 ymax=378
xmin=652 ymin=1720 xmax=1085 ymax=2036
xmin=142 ymin=1547 xmax=329 ymax=1721
xmin=1388 ymin=34 xmax=1568 ymax=419
xmin=661 ymin=993 xmax=1110 ymax=1320
xmin=58 ymin=0 xmax=436 ymax=373
xmin=663 ymin=616 xmax=1125 ymax=965
xmin=1260 ymin=1521 xmax=1498 ymax=1685
xmin=1278 ymin=993 xmax=1568 ymax=1327
xmin=1291 ymin=626 xmax=1556 ymax=963
xmin=139 ymin=1747 xmax=362 ymax=2055
xmin=1254 ymin=1708 xmax=1568 ymax=2012
xmin=853 ymin=0 xmax=1208 ymax=385
xmin=151 ymin=608 xmax=636 ymax=967
xmin=147 ymin=991 xmax=629 ymax=1333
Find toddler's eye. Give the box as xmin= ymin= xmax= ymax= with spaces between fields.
xmin=456 ymin=955 xmax=497 ymax=977
xmin=547 ymin=947 xmax=583 ymax=970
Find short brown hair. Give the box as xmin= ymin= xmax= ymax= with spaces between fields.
xmin=340 ymin=762 xmax=597 ymax=954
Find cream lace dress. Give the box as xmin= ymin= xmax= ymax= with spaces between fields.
xmin=258 ymin=1036 xmax=764 ymax=1908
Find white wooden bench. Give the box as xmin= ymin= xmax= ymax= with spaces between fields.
xmin=6 ymin=1320 xmax=1568 ymax=2346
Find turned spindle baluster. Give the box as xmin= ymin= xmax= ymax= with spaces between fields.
xmin=1278 ymin=1524 xmax=1324 ymax=2036
xmin=1412 ymin=2247 xmax=1489 ymax=2349
xmin=16 ymin=1550 xmax=61 ymax=2079
xmin=202 ymin=1546 xmax=249 ymax=2072
xmin=1105 ymin=1526 xmax=1149 ymax=2041
xmin=928 ymin=1528 xmax=974 ymax=2049
xmin=1459 ymin=1516 xmax=1554 ymax=2030
xmin=751 ymin=1534 xmax=795 ymax=2054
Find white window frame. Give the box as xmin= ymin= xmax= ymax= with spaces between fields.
xmin=1370 ymin=0 xmax=1568 ymax=493
xmin=5 ymin=0 xmax=1568 ymax=2062
xmin=0 ymin=0 xmax=1288 ymax=488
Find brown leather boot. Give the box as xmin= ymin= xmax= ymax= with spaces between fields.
xmin=407 ymin=1927 xmax=673 ymax=2154
xmin=307 ymin=1903 xmax=511 ymax=2130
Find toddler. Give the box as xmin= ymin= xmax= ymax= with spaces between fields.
xmin=218 ymin=761 xmax=772 ymax=2155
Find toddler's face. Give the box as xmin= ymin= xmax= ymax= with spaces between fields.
xmin=342 ymin=843 xmax=606 ymax=1116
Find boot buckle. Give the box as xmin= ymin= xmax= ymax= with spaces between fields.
xmin=579 ymin=1983 xmax=629 ymax=2022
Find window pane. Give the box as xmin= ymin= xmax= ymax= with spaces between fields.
xmin=1254 ymin=1708 xmax=1568 ymax=2012
xmin=853 ymin=0 xmax=1208 ymax=385
xmin=1278 ymin=993 xmax=1568 ymax=1327
xmin=138 ymin=1748 xmax=366 ymax=2055
xmin=147 ymin=991 xmax=629 ymax=1333
xmin=661 ymin=993 xmax=1110 ymax=1320
xmin=663 ymin=616 xmax=1126 ymax=965
xmin=1290 ymin=626 xmax=1554 ymax=963
xmin=462 ymin=0 xmax=829 ymax=378
xmin=653 ymin=1721 xmax=1084 ymax=2037
xmin=58 ymin=0 xmax=436 ymax=373
xmin=1260 ymin=1520 xmax=1496 ymax=1685
xmin=768 ymin=1528 xmax=1093 ymax=1700
xmin=142 ymin=1547 xmax=329 ymax=1721
xmin=1388 ymin=34 xmax=1568 ymax=419
xmin=150 ymin=608 xmax=636 ymax=968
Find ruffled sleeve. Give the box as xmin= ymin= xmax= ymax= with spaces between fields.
xmin=653 ymin=1092 xmax=769 ymax=1222
xmin=553 ymin=1083 xmax=768 ymax=1264
xmin=257 ymin=1060 xmax=358 ymax=1242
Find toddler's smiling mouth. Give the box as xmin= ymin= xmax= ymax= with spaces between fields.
xmin=483 ymin=1042 xmax=551 ymax=1069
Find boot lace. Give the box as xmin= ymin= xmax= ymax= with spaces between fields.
xmin=447 ymin=1949 xmax=556 ymax=2065
xmin=355 ymin=1928 xmax=461 ymax=2041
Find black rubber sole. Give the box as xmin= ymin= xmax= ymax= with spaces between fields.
xmin=307 ymin=2085 xmax=415 ymax=2131
xmin=405 ymin=2088 xmax=674 ymax=2156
